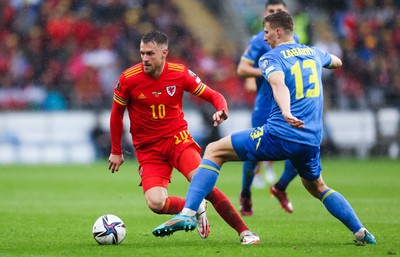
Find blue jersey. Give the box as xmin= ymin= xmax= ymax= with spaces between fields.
xmin=241 ymin=30 xmax=300 ymax=126
xmin=259 ymin=42 xmax=332 ymax=147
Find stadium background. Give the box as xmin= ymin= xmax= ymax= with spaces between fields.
xmin=0 ymin=0 xmax=399 ymax=164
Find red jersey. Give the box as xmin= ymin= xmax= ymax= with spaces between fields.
xmin=110 ymin=62 xmax=228 ymax=153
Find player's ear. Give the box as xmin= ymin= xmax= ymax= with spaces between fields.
xmin=276 ymin=28 xmax=282 ymax=39
xmin=163 ymin=48 xmax=168 ymax=58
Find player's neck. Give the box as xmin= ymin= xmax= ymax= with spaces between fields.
xmin=150 ymin=61 xmax=166 ymax=79
xmin=277 ymin=36 xmax=295 ymax=46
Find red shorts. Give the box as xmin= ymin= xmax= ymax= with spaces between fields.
xmin=135 ymin=130 xmax=202 ymax=192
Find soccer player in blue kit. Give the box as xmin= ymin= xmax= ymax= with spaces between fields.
xmin=153 ymin=11 xmax=376 ymax=245
xmin=237 ymin=0 xmax=298 ymax=216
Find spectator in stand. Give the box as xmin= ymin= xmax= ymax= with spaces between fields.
xmin=329 ymin=0 xmax=400 ymax=108
xmin=1 ymin=0 xmax=252 ymax=110
xmin=1 ymin=0 xmax=399 ymax=110
xmin=314 ymin=24 xmax=343 ymax=109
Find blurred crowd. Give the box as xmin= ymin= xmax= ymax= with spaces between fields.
xmin=0 ymin=0 xmax=251 ymax=111
xmin=307 ymin=0 xmax=400 ymax=110
xmin=0 ymin=0 xmax=399 ymax=111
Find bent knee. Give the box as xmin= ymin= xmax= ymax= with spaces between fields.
xmin=302 ymin=177 xmax=328 ymax=199
xmin=146 ymin=198 xmax=165 ymax=213
xmin=204 ymin=141 xmax=218 ymax=154
xmin=203 ymin=139 xmax=228 ymax=159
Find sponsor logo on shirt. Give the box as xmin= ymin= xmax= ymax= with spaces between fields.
xmin=138 ymin=93 xmax=146 ymax=99
xmin=152 ymin=91 xmax=162 ymax=97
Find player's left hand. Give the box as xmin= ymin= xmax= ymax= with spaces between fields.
xmin=282 ymin=112 xmax=304 ymax=129
xmin=109 ymin=154 xmax=124 ymax=173
xmin=213 ymin=108 xmax=228 ymax=127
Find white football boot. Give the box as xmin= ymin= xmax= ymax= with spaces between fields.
xmin=196 ymin=199 xmax=210 ymax=239
xmin=240 ymin=230 xmax=260 ymax=245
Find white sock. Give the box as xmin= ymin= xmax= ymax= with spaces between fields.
xmin=354 ymin=227 xmax=367 ymax=240
xmin=181 ymin=207 xmax=197 ymax=216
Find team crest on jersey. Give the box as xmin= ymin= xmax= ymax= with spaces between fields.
xmin=115 ymin=82 xmax=120 ymax=91
xmin=166 ymin=85 xmax=176 ymax=96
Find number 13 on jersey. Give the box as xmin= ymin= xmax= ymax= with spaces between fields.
xmin=291 ymin=60 xmax=320 ymax=99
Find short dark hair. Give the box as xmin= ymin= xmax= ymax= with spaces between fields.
xmin=264 ymin=11 xmax=293 ymax=32
xmin=265 ymin=0 xmax=287 ymax=8
xmin=141 ymin=30 xmax=168 ymax=47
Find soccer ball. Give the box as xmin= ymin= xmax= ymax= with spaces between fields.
xmin=92 ymin=214 xmax=126 ymax=245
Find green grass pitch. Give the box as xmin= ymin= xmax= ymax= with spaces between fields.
xmin=1 ymin=158 xmax=399 ymax=257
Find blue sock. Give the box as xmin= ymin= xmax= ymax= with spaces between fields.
xmin=241 ymin=161 xmax=258 ymax=196
xmin=276 ymin=160 xmax=297 ymax=191
xmin=320 ymin=189 xmax=363 ymax=233
xmin=184 ymin=159 xmax=220 ymax=212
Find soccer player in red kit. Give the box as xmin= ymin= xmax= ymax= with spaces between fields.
xmin=108 ymin=30 xmax=260 ymax=244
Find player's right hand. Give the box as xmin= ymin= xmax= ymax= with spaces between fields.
xmin=108 ymin=154 xmax=124 ymax=173
xmin=213 ymin=108 xmax=228 ymax=127
xmin=282 ymin=112 xmax=304 ymax=129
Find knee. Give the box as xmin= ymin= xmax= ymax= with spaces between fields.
xmin=203 ymin=141 xmax=223 ymax=162
xmin=311 ymin=185 xmax=330 ymax=199
xmin=303 ymin=179 xmax=328 ymax=199
xmin=204 ymin=142 xmax=217 ymax=156
xmin=309 ymin=190 xmax=321 ymax=199
xmin=146 ymin=197 xmax=165 ymax=213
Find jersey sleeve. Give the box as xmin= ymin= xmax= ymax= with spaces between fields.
xmin=241 ymin=32 xmax=266 ymax=67
xmin=313 ymin=47 xmax=332 ymax=68
xmin=183 ymin=68 xmax=228 ymax=113
xmin=110 ymin=74 xmax=128 ymax=155
xmin=113 ymin=74 xmax=129 ymax=106
xmin=259 ymin=53 xmax=283 ymax=81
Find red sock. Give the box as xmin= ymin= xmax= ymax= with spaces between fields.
xmin=157 ymin=196 xmax=185 ymax=214
xmin=206 ymin=187 xmax=249 ymax=235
